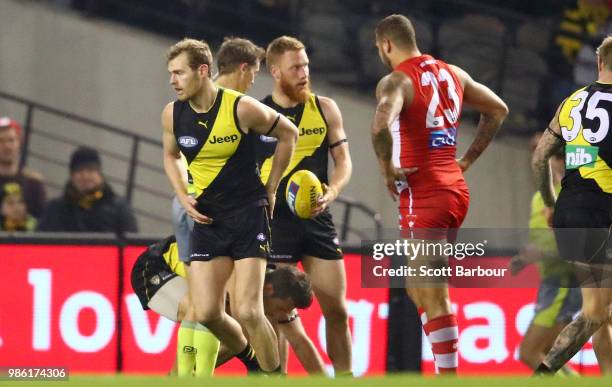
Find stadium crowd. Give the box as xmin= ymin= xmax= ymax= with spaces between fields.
xmin=0 ymin=117 xmax=137 ymax=234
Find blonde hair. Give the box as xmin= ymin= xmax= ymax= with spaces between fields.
xmin=266 ymin=36 xmax=305 ymax=66
xmin=166 ymin=38 xmax=213 ymax=73
xmin=597 ymin=35 xmax=612 ymax=71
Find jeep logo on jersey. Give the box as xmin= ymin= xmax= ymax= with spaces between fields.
xmin=300 ymin=127 xmax=326 ymax=136
xmin=178 ymin=136 xmax=198 ymax=147
xmin=430 ymin=127 xmax=457 ymax=148
xmin=209 ymin=134 xmax=239 ymax=144
xmin=565 ymin=145 xmax=598 ymax=169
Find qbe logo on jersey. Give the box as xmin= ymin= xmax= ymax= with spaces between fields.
xmin=430 ymin=126 xmax=457 ymax=148
xmin=565 ymin=145 xmax=598 ymax=169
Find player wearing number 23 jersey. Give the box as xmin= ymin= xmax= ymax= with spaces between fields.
xmin=392 ymin=55 xmax=469 ymax=234
xmin=372 ymin=14 xmax=508 ymax=375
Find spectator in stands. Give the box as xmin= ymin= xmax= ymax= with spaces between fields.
xmin=540 ymin=0 xmax=610 ymax=121
xmin=0 ymin=116 xmax=46 ymax=218
xmin=0 ymin=182 xmax=37 ymax=231
xmin=37 ymin=146 xmax=138 ymax=235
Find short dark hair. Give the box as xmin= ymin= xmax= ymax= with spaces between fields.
xmin=375 ymin=14 xmax=417 ymax=50
xmin=265 ymin=266 xmax=313 ymax=309
xmin=217 ymin=37 xmax=265 ymax=75
xmin=166 ymin=38 xmax=213 ymax=72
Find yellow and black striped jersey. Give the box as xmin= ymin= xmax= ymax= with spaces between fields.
xmin=558 ymin=82 xmax=612 ymax=195
xmin=173 ymin=88 xmax=267 ymax=217
xmin=256 ymin=94 xmax=329 ymax=214
xmin=160 ymin=237 xmax=186 ymax=277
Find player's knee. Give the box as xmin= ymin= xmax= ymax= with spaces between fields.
xmin=581 ymin=300 xmax=608 ymax=322
xmin=176 ymin=297 xmax=190 ymax=322
xmin=323 ymin=302 xmax=349 ymax=325
xmin=192 ymin=305 xmax=223 ymax=326
xmin=234 ymin=304 xmax=264 ymax=328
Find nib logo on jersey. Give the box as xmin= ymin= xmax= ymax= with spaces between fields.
xmin=430 ymin=126 xmax=457 ymax=148
xmin=565 ymin=145 xmax=598 ymax=169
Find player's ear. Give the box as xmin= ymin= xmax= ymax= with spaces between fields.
xmin=270 ymin=64 xmax=281 ymax=80
xmin=598 ymin=55 xmax=604 ymax=73
xmin=198 ymin=63 xmax=209 ymax=78
xmin=385 ymin=39 xmax=392 ymax=54
xmin=263 ymin=283 xmax=274 ymax=296
xmin=239 ymin=62 xmax=249 ymax=73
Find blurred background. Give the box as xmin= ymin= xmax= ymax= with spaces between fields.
xmin=2 ymin=0 xmax=609 ymax=238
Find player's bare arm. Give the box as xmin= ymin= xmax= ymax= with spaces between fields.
xmin=278 ymin=316 xmax=326 ymax=374
xmin=371 ymin=71 xmax=416 ymax=201
xmin=162 ymin=102 xmax=211 ymax=224
xmin=237 ymin=95 xmax=298 ymax=216
xmin=532 ymin=105 xmax=565 ymax=226
xmin=312 ymin=96 xmax=352 ymax=217
xmin=532 ymin=109 xmax=564 ymax=207
xmin=450 ymin=65 xmax=508 ymax=172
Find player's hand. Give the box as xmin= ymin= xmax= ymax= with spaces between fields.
xmin=543 ymin=206 xmax=554 ymax=228
xmin=178 ymin=194 xmax=212 ymax=224
xmin=508 ymin=256 xmax=527 ymax=276
xmin=312 ymin=184 xmax=337 ymax=218
xmin=456 ymin=157 xmax=472 ymax=172
xmin=266 ymin=186 xmax=277 ymax=219
xmin=383 ymin=166 xmax=417 ymax=201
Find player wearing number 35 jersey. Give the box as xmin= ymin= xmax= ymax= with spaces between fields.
xmin=370 ymin=14 xmax=508 ymax=374
xmin=533 ymin=35 xmax=612 ymax=376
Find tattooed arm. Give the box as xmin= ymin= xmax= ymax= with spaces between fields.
xmin=371 ymin=71 xmax=416 ymax=201
xmin=541 ymin=313 xmax=603 ymax=372
xmin=532 ymin=106 xmax=565 ymax=226
xmin=449 ymin=65 xmax=509 ymax=172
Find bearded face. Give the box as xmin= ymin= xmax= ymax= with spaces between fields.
xmin=279 ymin=71 xmax=311 ymax=104
xmin=275 ymin=49 xmax=311 ymax=104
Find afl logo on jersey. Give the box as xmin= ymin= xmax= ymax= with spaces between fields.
xmin=178 ymin=136 xmax=198 ymax=148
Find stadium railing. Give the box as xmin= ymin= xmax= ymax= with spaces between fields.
xmin=0 ymin=89 xmax=382 ymax=239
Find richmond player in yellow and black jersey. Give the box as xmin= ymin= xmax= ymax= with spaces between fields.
xmin=256 ymin=36 xmax=353 ymax=375
xmin=162 ymin=38 xmax=298 ymax=373
xmin=532 ymin=35 xmax=612 ymax=376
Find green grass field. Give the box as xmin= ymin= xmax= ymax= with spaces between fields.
xmin=22 ymin=375 xmax=612 ymax=387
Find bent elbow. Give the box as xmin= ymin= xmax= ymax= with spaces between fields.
xmin=290 ymin=126 xmax=299 ymax=142
xmin=485 ymin=101 xmax=508 ymax=122
xmin=499 ymin=102 xmax=509 ymax=118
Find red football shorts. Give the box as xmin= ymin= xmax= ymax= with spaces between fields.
xmin=398 ymin=187 xmax=469 ymax=241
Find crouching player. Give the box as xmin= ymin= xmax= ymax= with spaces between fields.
xmin=130 ymin=235 xmax=323 ymax=375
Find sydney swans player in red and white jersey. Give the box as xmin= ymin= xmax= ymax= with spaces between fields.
xmin=370 ymin=15 xmax=508 ymax=374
